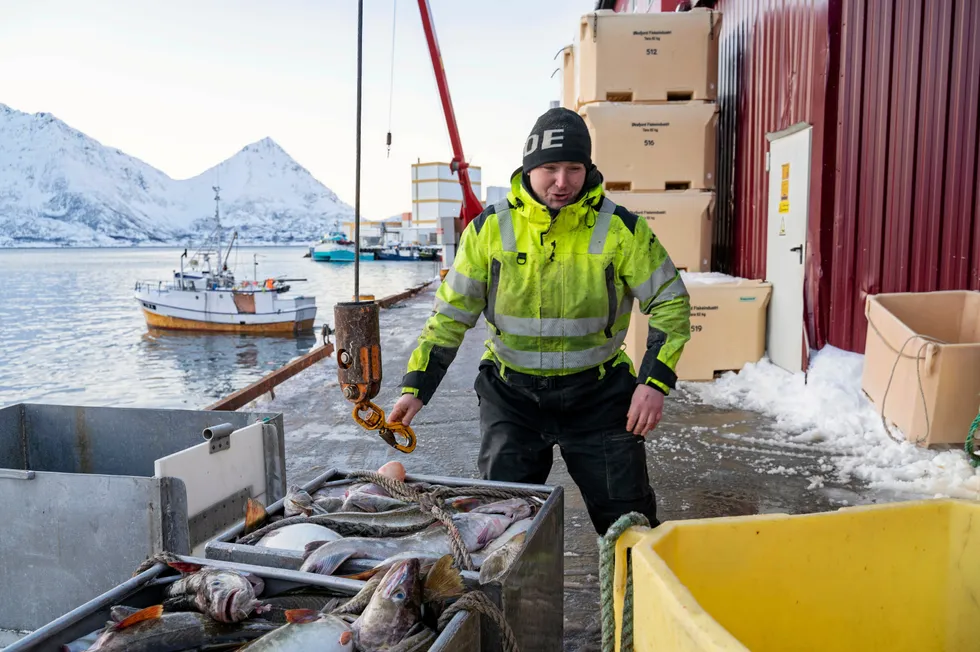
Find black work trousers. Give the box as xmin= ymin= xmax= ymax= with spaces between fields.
xmin=474 ymin=359 xmax=659 ymax=535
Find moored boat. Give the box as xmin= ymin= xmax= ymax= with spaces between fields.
xmin=134 ymin=186 xmax=317 ymax=334
xmin=310 ymin=232 xmax=374 ymax=262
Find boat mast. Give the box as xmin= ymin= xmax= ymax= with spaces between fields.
xmin=213 ymin=183 xmax=222 ymax=272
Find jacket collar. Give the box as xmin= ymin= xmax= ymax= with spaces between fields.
xmin=505 ymin=167 xmax=605 ymax=234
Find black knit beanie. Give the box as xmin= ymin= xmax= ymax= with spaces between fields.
xmin=522 ymin=107 xmax=592 ymax=172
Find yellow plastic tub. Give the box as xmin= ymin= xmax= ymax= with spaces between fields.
xmin=613 ymin=499 xmax=980 ymax=651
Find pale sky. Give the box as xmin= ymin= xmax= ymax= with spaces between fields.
xmin=0 ymin=0 xmax=597 ymax=219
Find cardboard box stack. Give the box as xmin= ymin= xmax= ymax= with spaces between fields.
xmin=570 ymin=8 xmax=770 ymax=381
xmin=574 ymin=8 xmax=721 ymax=271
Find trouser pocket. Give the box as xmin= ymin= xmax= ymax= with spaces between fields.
xmin=601 ymin=429 xmax=652 ymax=502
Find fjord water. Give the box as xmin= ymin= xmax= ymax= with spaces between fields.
xmin=0 ymin=247 xmax=439 ymax=409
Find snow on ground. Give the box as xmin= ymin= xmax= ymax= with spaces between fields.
xmin=680 ymin=345 xmax=980 ymax=500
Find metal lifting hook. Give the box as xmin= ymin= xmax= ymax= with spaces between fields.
xmin=334 ymin=299 xmax=417 ymax=454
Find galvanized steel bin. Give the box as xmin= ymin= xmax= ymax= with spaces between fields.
xmin=0 ymin=403 xmax=286 ymax=634
xmin=205 ymin=467 xmax=565 ymax=652
xmin=5 ymin=555 xmax=480 ymax=652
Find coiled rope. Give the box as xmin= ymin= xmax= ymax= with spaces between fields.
xmin=598 ymin=512 xmax=651 ymax=652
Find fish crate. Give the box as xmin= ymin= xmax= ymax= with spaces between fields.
xmin=611 ymin=499 xmax=980 ymax=651
xmin=204 ymin=467 xmax=565 ymax=652
xmin=0 ymin=402 xmax=286 ymax=634
xmin=5 ymin=555 xmax=480 ymax=652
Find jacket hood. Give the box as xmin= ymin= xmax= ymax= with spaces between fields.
xmin=505 ymin=165 xmax=605 ymax=230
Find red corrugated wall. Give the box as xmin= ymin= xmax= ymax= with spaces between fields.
xmin=827 ymin=0 xmax=980 ymax=351
xmin=614 ymin=0 xmax=980 ymax=354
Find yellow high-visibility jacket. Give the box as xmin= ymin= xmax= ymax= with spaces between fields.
xmin=402 ymin=169 xmax=691 ymax=404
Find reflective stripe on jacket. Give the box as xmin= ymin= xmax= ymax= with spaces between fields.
xmin=402 ymin=169 xmax=691 ymax=403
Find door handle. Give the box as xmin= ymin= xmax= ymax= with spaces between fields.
xmin=789 ymin=245 xmax=803 ymax=264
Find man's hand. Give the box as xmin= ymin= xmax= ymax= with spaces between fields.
xmin=626 ymin=384 xmax=665 ymax=436
xmin=389 ymin=393 xmax=423 ymax=426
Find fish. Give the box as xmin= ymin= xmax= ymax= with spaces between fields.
xmin=342 ymin=518 xmax=533 ymax=581
xmin=300 ymin=498 xmax=533 ymax=576
xmin=352 ymin=555 xmax=462 ymax=651
xmin=283 ymin=485 xmax=330 ymax=518
xmin=236 ymin=506 xmax=439 ymax=546
xmin=260 ymin=594 xmax=350 ymax=624
xmin=255 ymin=523 xmax=343 ymax=552
xmin=80 ymin=605 xmax=277 ymax=652
xmin=163 ymin=560 xmax=267 ymax=623
xmin=298 ymin=505 xmax=437 ymax=529
xmin=477 ymin=517 xmax=533 ymax=557
xmin=339 ymin=490 xmax=408 ymax=513
xmin=315 ymin=496 xmax=344 ymax=512
xmin=245 ymin=498 xmax=269 ymax=534
xmin=235 ymin=610 xmax=354 ymax=651
xmin=479 ymin=531 xmax=528 ymax=585
xmin=313 ymin=484 xmax=354 ymax=501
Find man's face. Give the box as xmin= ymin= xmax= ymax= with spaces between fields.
xmin=528 ymin=162 xmax=587 ymax=210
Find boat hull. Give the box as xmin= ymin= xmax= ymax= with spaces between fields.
xmin=142 ymin=309 xmax=315 ymax=333
xmin=136 ymin=286 xmax=317 ymax=334
xmin=311 ymin=250 xmax=373 ymax=262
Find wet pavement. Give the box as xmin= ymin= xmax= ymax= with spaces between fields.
xmin=257 ymin=285 xmax=901 ymax=652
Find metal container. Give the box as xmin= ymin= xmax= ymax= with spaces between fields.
xmin=0 ymin=403 xmax=286 ymax=632
xmin=205 ymin=468 xmax=565 ymax=652
xmin=5 ymin=555 xmax=480 ymax=652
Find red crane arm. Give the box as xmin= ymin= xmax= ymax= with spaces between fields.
xmin=417 ymin=0 xmax=483 ymax=227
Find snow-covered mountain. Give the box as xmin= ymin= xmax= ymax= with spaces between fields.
xmin=0 ymin=103 xmax=353 ymax=247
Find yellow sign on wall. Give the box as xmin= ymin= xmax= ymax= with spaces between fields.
xmin=779 ymin=163 xmax=790 ymax=215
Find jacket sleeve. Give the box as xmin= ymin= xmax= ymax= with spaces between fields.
xmin=401 ymin=216 xmax=489 ymax=404
xmin=619 ymin=214 xmax=691 ymax=395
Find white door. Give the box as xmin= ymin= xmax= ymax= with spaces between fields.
xmin=764 ymin=124 xmax=811 ymax=373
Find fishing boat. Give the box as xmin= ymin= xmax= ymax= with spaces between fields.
xmin=309 ymin=232 xmax=374 ymax=262
xmin=134 ymin=186 xmax=317 ymax=334
xmin=375 ymin=243 xmax=442 ymax=262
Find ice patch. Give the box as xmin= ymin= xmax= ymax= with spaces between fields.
xmin=680 ymin=345 xmax=980 ymax=499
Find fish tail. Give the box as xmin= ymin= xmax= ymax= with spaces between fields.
xmin=424 ymin=555 xmax=464 ymax=602
xmin=285 ymin=608 xmax=320 ymax=624
xmin=300 ymin=549 xmax=357 ymax=575
xmin=113 ymin=605 xmax=164 ymax=630
xmin=244 ymin=497 xmax=267 ymax=534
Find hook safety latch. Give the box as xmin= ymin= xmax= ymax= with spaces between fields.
xmin=352 ymin=401 xmax=417 ymax=454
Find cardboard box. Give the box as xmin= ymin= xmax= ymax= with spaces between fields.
xmin=861 ymin=291 xmax=980 ymax=447
xmin=577 ymin=9 xmax=721 ymax=105
xmin=625 ymin=276 xmax=771 ymax=382
xmin=580 ymin=102 xmax=718 ymax=191
xmin=561 ymin=45 xmax=576 ymax=110
xmin=605 ymin=190 xmax=713 ymax=271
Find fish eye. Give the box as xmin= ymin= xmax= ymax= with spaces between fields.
xmin=393 ymin=590 xmax=406 ymax=601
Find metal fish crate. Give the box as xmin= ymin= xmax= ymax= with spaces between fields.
xmin=0 ymin=402 xmax=286 ymax=633
xmin=204 ymin=467 xmax=565 ymax=652
xmin=4 ymin=555 xmax=479 ymax=652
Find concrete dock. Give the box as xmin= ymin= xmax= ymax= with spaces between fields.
xmin=255 ymin=284 xmax=901 ymax=651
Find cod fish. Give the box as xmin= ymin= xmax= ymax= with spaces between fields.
xmin=301 ymin=498 xmax=532 ymax=576
xmin=353 ymin=555 xmax=464 ymax=651
xmin=340 ymin=488 xmax=408 ymax=513
xmin=80 ymin=605 xmax=277 ymax=652
xmin=256 ymin=523 xmax=342 ymax=552
xmin=345 ymin=517 xmax=534 ymax=582
xmin=237 ymin=612 xmax=354 ymax=651
xmin=164 ymin=560 xmax=267 ymax=623
xmin=283 ymin=485 xmax=334 ymax=518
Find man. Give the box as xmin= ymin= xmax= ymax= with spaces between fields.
xmin=389 ymin=107 xmax=691 ymax=534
